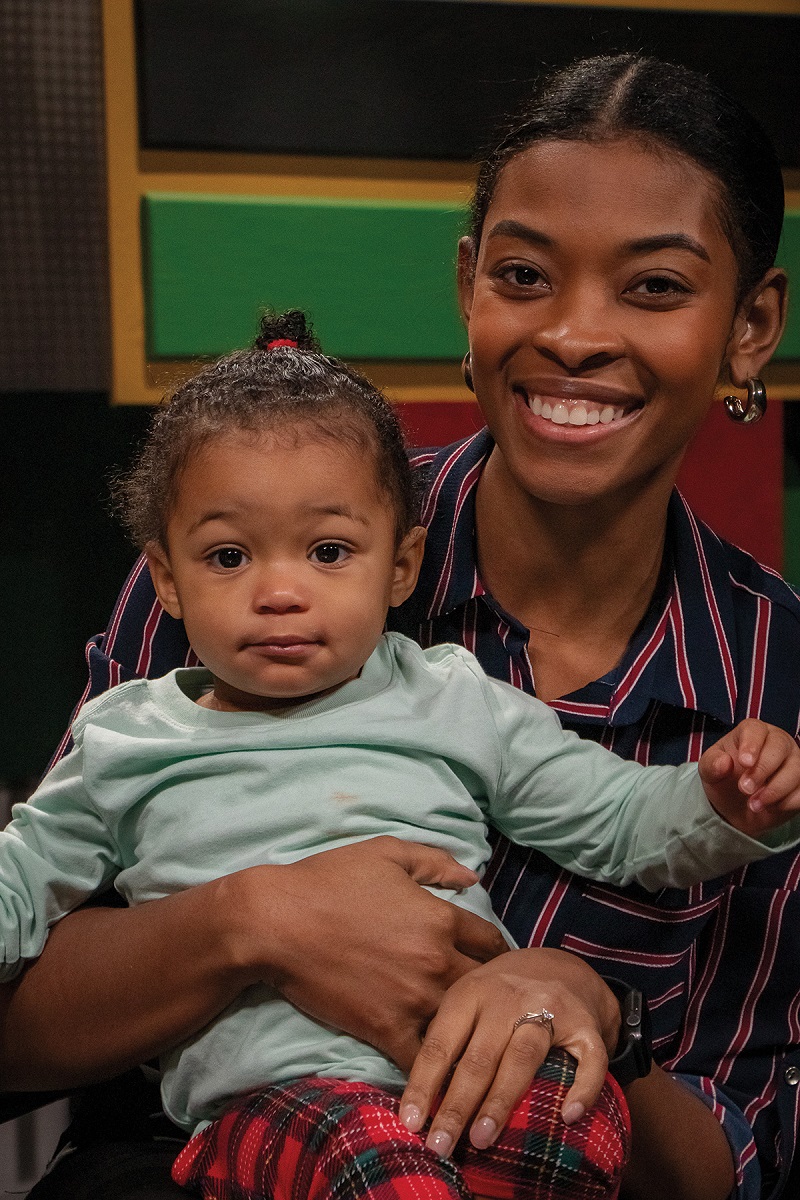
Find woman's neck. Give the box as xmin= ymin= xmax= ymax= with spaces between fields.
xmin=475 ymin=451 xmax=673 ymax=702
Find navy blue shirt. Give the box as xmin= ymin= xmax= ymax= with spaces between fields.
xmin=60 ymin=430 xmax=800 ymax=1199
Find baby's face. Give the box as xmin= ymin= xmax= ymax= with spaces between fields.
xmin=147 ymin=432 xmax=423 ymax=712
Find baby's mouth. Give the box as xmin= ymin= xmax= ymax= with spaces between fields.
xmin=513 ymin=386 xmax=643 ymax=426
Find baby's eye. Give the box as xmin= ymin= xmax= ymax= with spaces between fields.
xmin=209 ymin=547 xmax=249 ymax=570
xmin=310 ymin=543 xmax=349 ymax=566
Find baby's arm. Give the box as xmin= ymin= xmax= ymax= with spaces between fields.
xmin=0 ymin=736 xmax=121 ymax=981
xmin=477 ymin=668 xmax=800 ymax=890
xmin=698 ymin=718 xmax=800 ymax=837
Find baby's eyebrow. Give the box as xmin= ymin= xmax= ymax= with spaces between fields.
xmin=304 ymin=503 xmax=370 ymax=526
xmin=187 ymin=508 xmax=240 ymax=535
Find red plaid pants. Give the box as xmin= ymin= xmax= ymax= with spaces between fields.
xmin=172 ymin=1051 xmax=630 ymax=1200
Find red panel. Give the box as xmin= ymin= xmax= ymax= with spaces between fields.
xmin=676 ymin=401 xmax=783 ymax=571
xmin=394 ymin=400 xmax=784 ymax=571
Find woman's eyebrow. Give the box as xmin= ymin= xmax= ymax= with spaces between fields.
xmin=623 ymin=234 xmax=711 ymax=263
xmin=486 ymin=219 xmax=553 ymax=248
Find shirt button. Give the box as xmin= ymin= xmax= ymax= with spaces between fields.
xmin=785 ymin=1067 xmax=800 ymax=1086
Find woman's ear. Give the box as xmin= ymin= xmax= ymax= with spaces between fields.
xmin=145 ymin=542 xmax=183 ymax=620
xmin=457 ymin=236 xmax=477 ymax=326
xmin=390 ymin=526 xmax=427 ymax=607
xmin=726 ymin=267 xmax=788 ymax=387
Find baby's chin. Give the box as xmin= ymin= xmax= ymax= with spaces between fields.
xmin=202 ymin=669 xmax=361 ymax=713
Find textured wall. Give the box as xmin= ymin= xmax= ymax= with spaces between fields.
xmin=0 ymin=0 xmax=109 ymax=390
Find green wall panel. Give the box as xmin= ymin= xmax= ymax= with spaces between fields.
xmin=142 ymin=193 xmax=468 ymax=360
xmin=776 ymin=209 xmax=800 ymax=360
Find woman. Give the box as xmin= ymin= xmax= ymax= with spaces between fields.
xmin=2 ymin=54 xmax=797 ymax=1200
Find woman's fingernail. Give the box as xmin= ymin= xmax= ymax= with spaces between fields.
xmin=426 ymin=1130 xmax=454 ymax=1158
xmin=470 ymin=1117 xmax=497 ymax=1149
xmin=399 ymin=1104 xmax=423 ymax=1132
xmin=562 ymin=1101 xmax=586 ymax=1125
xmin=740 ymin=776 xmax=756 ymax=794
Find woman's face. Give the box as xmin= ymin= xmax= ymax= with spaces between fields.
xmin=459 ymin=137 xmax=745 ymax=508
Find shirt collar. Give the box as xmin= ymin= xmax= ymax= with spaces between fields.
xmin=409 ymin=433 xmax=738 ymax=726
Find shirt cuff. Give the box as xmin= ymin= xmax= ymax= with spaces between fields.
xmin=673 ymin=1073 xmax=760 ymax=1200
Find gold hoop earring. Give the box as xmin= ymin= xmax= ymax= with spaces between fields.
xmin=462 ymin=352 xmax=475 ymax=394
xmin=724 ymin=378 xmax=767 ymax=424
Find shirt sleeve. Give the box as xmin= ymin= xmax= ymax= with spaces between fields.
xmin=474 ymin=667 xmax=800 ymax=891
xmin=48 ymin=555 xmax=192 ymax=768
xmin=0 ymin=733 xmax=123 ymax=980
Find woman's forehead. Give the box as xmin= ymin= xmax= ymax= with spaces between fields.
xmin=483 ymin=137 xmax=730 ymax=257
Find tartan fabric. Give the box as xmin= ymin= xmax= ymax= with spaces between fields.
xmin=172 ymin=1054 xmax=630 ymax=1200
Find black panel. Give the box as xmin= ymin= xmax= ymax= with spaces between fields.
xmin=135 ymin=0 xmax=800 ymax=166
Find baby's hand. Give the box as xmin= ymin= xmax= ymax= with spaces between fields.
xmin=699 ymin=719 xmax=800 ymax=837
xmin=397 ymin=948 xmax=619 ymax=1158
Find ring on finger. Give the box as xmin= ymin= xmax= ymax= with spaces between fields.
xmin=513 ymin=1009 xmax=555 ymax=1040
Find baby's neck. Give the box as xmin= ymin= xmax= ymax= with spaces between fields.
xmin=194 ymin=673 xmax=359 ymax=715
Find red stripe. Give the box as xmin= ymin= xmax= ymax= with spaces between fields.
xmin=684 ymin=506 xmax=737 ymax=715
xmin=609 ymin=602 xmax=670 ymax=717
xmin=428 ymin=457 xmax=483 ymax=617
xmin=581 ymin=885 xmax=721 ymax=924
xmin=135 ymin=599 xmax=164 ymax=678
xmin=648 ymin=982 xmax=685 ymax=1011
xmin=663 ymin=888 xmax=733 ymax=1070
xmin=104 ymin=556 xmax=149 ymax=659
xmin=551 ymin=700 xmax=610 ymax=718
xmin=561 ymin=935 xmax=689 ymax=969
xmin=745 ymin=595 xmax=770 ymax=717
xmin=527 ymin=874 xmax=572 ymax=948
xmin=420 ymin=432 xmax=481 ymax=527
xmin=721 ymin=889 xmax=790 ymax=1084
xmin=668 ymin=584 xmax=698 ymax=709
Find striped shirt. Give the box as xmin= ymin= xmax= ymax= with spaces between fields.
xmin=62 ymin=429 xmax=800 ymax=1199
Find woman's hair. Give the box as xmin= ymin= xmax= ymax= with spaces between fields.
xmin=115 ymin=311 xmax=419 ymax=549
xmin=470 ymin=54 xmax=785 ymax=301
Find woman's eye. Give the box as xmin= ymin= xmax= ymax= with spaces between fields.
xmin=630 ymin=275 xmax=690 ymax=298
xmin=210 ymin=548 xmax=248 ymax=570
xmin=310 ymin=543 xmax=349 ymax=565
xmin=501 ymin=264 xmax=545 ymax=288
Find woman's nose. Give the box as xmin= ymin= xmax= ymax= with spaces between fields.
xmin=533 ymin=285 xmax=624 ymax=372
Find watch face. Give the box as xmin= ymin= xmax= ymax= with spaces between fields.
xmin=607 ymin=979 xmax=653 ymax=1086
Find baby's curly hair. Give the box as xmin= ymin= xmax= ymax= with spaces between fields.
xmin=114 ymin=311 xmax=420 ymax=549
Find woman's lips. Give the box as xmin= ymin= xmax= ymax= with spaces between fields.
xmin=512 ymin=384 xmax=644 ymax=428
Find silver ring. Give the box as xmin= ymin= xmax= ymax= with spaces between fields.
xmin=513 ymin=1009 xmax=555 ymax=1039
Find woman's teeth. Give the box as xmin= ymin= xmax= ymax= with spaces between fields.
xmin=528 ymin=395 xmax=625 ymax=425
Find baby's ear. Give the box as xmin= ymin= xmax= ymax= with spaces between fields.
xmin=390 ymin=526 xmax=427 ymax=607
xmin=145 ymin=542 xmax=183 ymax=620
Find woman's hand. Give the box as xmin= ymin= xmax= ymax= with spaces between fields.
xmin=227 ymin=836 xmax=509 ymax=1071
xmin=398 ymin=947 xmax=621 ymax=1158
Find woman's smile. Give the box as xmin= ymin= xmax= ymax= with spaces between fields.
xmin=511 ymin=377 xmax=645 ymax=434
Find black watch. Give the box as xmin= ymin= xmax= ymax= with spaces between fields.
xmin=604 ymin=977 xmax=652 ymax=1088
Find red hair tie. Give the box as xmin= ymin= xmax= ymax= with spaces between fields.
xmin=265 ymin=338 xmax=298 ymax=350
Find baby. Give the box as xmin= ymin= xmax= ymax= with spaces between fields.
xmin=4 ymin=313 xmax=800 ymax=1200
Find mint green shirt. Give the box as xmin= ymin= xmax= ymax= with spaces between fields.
xmin=2 ymin=633 xmax=795 ymax=1131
